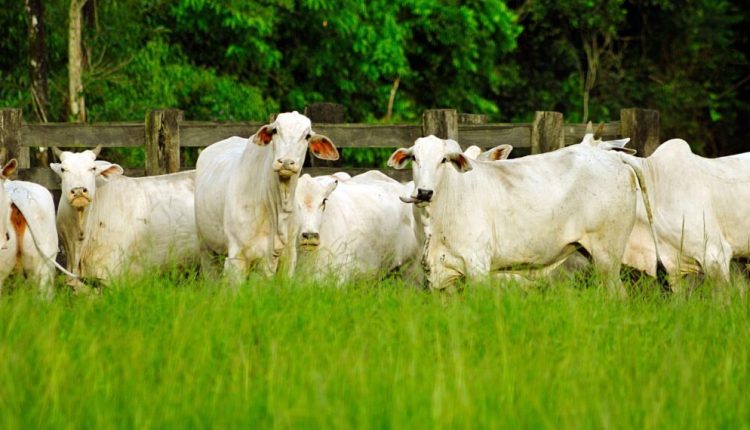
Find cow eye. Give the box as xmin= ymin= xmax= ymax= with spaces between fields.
xmin=90 ymin=166 xmax=96 ymax=172
xmin=270 ymin=128 xmax=278 ymax=135
xmin=305 ymin=133 xmax=312 ymax=140
xmin=321 ymin=198 xmax=327 ymax=209
xmin=5 ymin=232 xmax=8 ymax=241
xmin=441 ymin=157 xmax=447 ymax=164
xmin=60 ymin=167 xmax=66 ymax=173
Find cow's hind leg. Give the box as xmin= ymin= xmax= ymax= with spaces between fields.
xmin=580 ymin=237 xmax=627 ymax=298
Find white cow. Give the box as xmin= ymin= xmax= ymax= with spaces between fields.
xmin=402 ymin=144 xmax=515 ymax=248
xmin=589 ymin=138 xmax=750 ymax=285
xmin=294 ymin=171 xmax=418 ymax=282
xmin=0 ymin=159 xmax=59 ymax=297
xmin=194 ymin=111 xmax=339 ymax=282
xmin=51 ymin=147 xmax=199 ymax=281
xmin=389 ymin=136 xmax=645 ymax=294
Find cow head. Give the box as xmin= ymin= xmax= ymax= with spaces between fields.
xmin=389 ymin=136 xmax=513 ymax=204
xmin=0 ymin=159 xmax=18 ymax=250
xmin=252 ymin=112 xmax=339 ymax=179
xmin=295 ymin=174 xmax=338 ymax=249
xmin=50 ymin=145 xmax=124 ymax=212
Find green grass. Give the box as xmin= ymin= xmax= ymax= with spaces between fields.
xmin=0 ymin=274 xmax=748 ymax=429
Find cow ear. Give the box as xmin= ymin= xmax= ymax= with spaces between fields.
xmin=447 ymin=152 xmax=472 ymax=173
xmin=95 ymin=161 xmax=124 ymax=180
xmin=324 ymin=178 xmax=339 ymax=197
xmin=50 ymin=163 xmax=62 ymax=176
xmin=309 ymin=135 xmax=339 ymax=161
xmin=462 ymin=145 xmax=482 ymax=159
xmin=252 ymin=125 xmax=275 ymax=146
xmin=387 ymin=148 xmax=413 ymax=169
xmin=1 ymin=159 xmax=17 ymax=179
xmin=479 ymin=144 xmax=513 ymax=161
xmin=610 ymin=146 xmax=637 ymax=155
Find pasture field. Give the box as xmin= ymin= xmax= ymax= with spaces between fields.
xmin=0 ymin=273 xmax=748 ymax=429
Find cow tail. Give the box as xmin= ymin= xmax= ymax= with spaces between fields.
xmin=619 ymin=153 xmax=663 ymax=270
xmin=21 ymin=209 xmax=80 ymax=280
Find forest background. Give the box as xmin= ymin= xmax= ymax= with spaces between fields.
xmin=1 ymin=0 xmax=748 ymax=167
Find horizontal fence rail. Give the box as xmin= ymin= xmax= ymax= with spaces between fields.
xmin=1 ymin=106 xmax=660 ymax=191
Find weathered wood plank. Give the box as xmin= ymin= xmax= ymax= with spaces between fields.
xmin=17 ymin=119 xmax=629 ymax=154
xmin=180 ymin=121 xmax=262 ymax=147
xmin=459 ymin=124 xmax=531 ymax=149
xmin=20 ymin=122 xmax=144 ymax=148
xmin=458 ymin=113 xmax=488 ymax=125
xmin=307 ymin=124 xmax=423 ymax=148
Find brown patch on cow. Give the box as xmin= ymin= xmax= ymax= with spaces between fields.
xmin=10 ymin=204 xmax=26 ymax=271
xmin=453 ymin=154 xmax=470 ymax=170
xmin=255 ymin=126 xmax=274 ymax=145
xmin=309 ymin=136 xmax=339 ymax=161
xmin=388 ymin=149 xmax=411 ymax=168
xmin=1 ymin=159 xmax=18 ymax=179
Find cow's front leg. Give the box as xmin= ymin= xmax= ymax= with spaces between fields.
xmin=224 ymin=242 xmax=252 ymax=286
xmin=423 ymin=244 xmax=463 ymax=291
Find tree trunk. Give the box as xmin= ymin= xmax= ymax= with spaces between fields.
xmin=68 ymin=0 xmax=86 ymax=122
xmin=24 ymin=0 xmax=49 ymax=123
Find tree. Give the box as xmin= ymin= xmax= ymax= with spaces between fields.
xmin=68 ymin=0 xmax=86 ymax=122
xmin=24 ymin=0 xmax=49 ymax=122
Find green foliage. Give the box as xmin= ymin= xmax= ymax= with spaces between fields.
xmin=86 ymin=39 xmax=277 ymax=122
xmin=0 ymin=275 xmax=749 ymax=427
xmin=0 ymin=0 xmax=748 ymax=160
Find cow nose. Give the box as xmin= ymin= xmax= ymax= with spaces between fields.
xmin=416 ymin=188 xmax=434 ymax=201
xmin=70 ymin=187 xmax=88 ymax=195
xmin=301 ymin=232 xmax=319 ymax=241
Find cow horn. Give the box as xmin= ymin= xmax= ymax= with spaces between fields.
xmin=91 ymin=144 xmax=103 ymax=157
xmin=52 ymin=146 xmax=63 ymax=158
xmin=593 ymin=123 xmax=605 ymax=140
xmin=399 ymin=196 xmax=421 ymax=204
xmin=585 ymin=121 xmax=593 ymax=134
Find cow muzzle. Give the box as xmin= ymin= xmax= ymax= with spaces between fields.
xmin=299 ymin=231 xmax=320 ymax=249
xmin=273 ymin=158 xmax=300 ymax=178
xmin=68 ymin=187 xmax=91 ymax=209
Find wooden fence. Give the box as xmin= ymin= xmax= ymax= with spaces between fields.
xmin=0 ymin=105 xmax=660 ymax=190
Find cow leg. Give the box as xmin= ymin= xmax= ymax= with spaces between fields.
xmin=423 ymin=246 xmax=464 ymax=291
xmin=26 ymin=258 xmax=55 ymax=300
xmin=584 ymin=239 xmax=627 ymax=298
xmin=198 ymin=241 xmax=221 ymax=279
xmin=464 ymin=255 xmax=491 ymax=284
xmin=224 ymin=242 xmax=251 ymax=285
xmin=702 ymin=242 xmax=732 ymax=285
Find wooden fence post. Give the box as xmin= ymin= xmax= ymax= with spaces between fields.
xmin=0 ymin=108 xmax=30 ymax=169
xmin=145 ymin=109 xmax=183 ymax=175
xmin=620 ymin=108 xmax=660 ymax=156
xmin=422 ymin=109 xmax=458 ymax=140
xmin=530 ymin=111 xmax=564 ymax=154
xmin=305 ymin=102 xmax=346 ymax=167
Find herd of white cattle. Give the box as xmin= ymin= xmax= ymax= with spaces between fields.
xmin=1 ymin=111 xmax=748 ymax=298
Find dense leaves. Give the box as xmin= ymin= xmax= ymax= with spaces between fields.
xmin=0 ymin=0 xmax=748 ymax=156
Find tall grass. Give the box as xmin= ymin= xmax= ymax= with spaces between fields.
xmin=0 ymin=274 xmax=748 ymax=429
